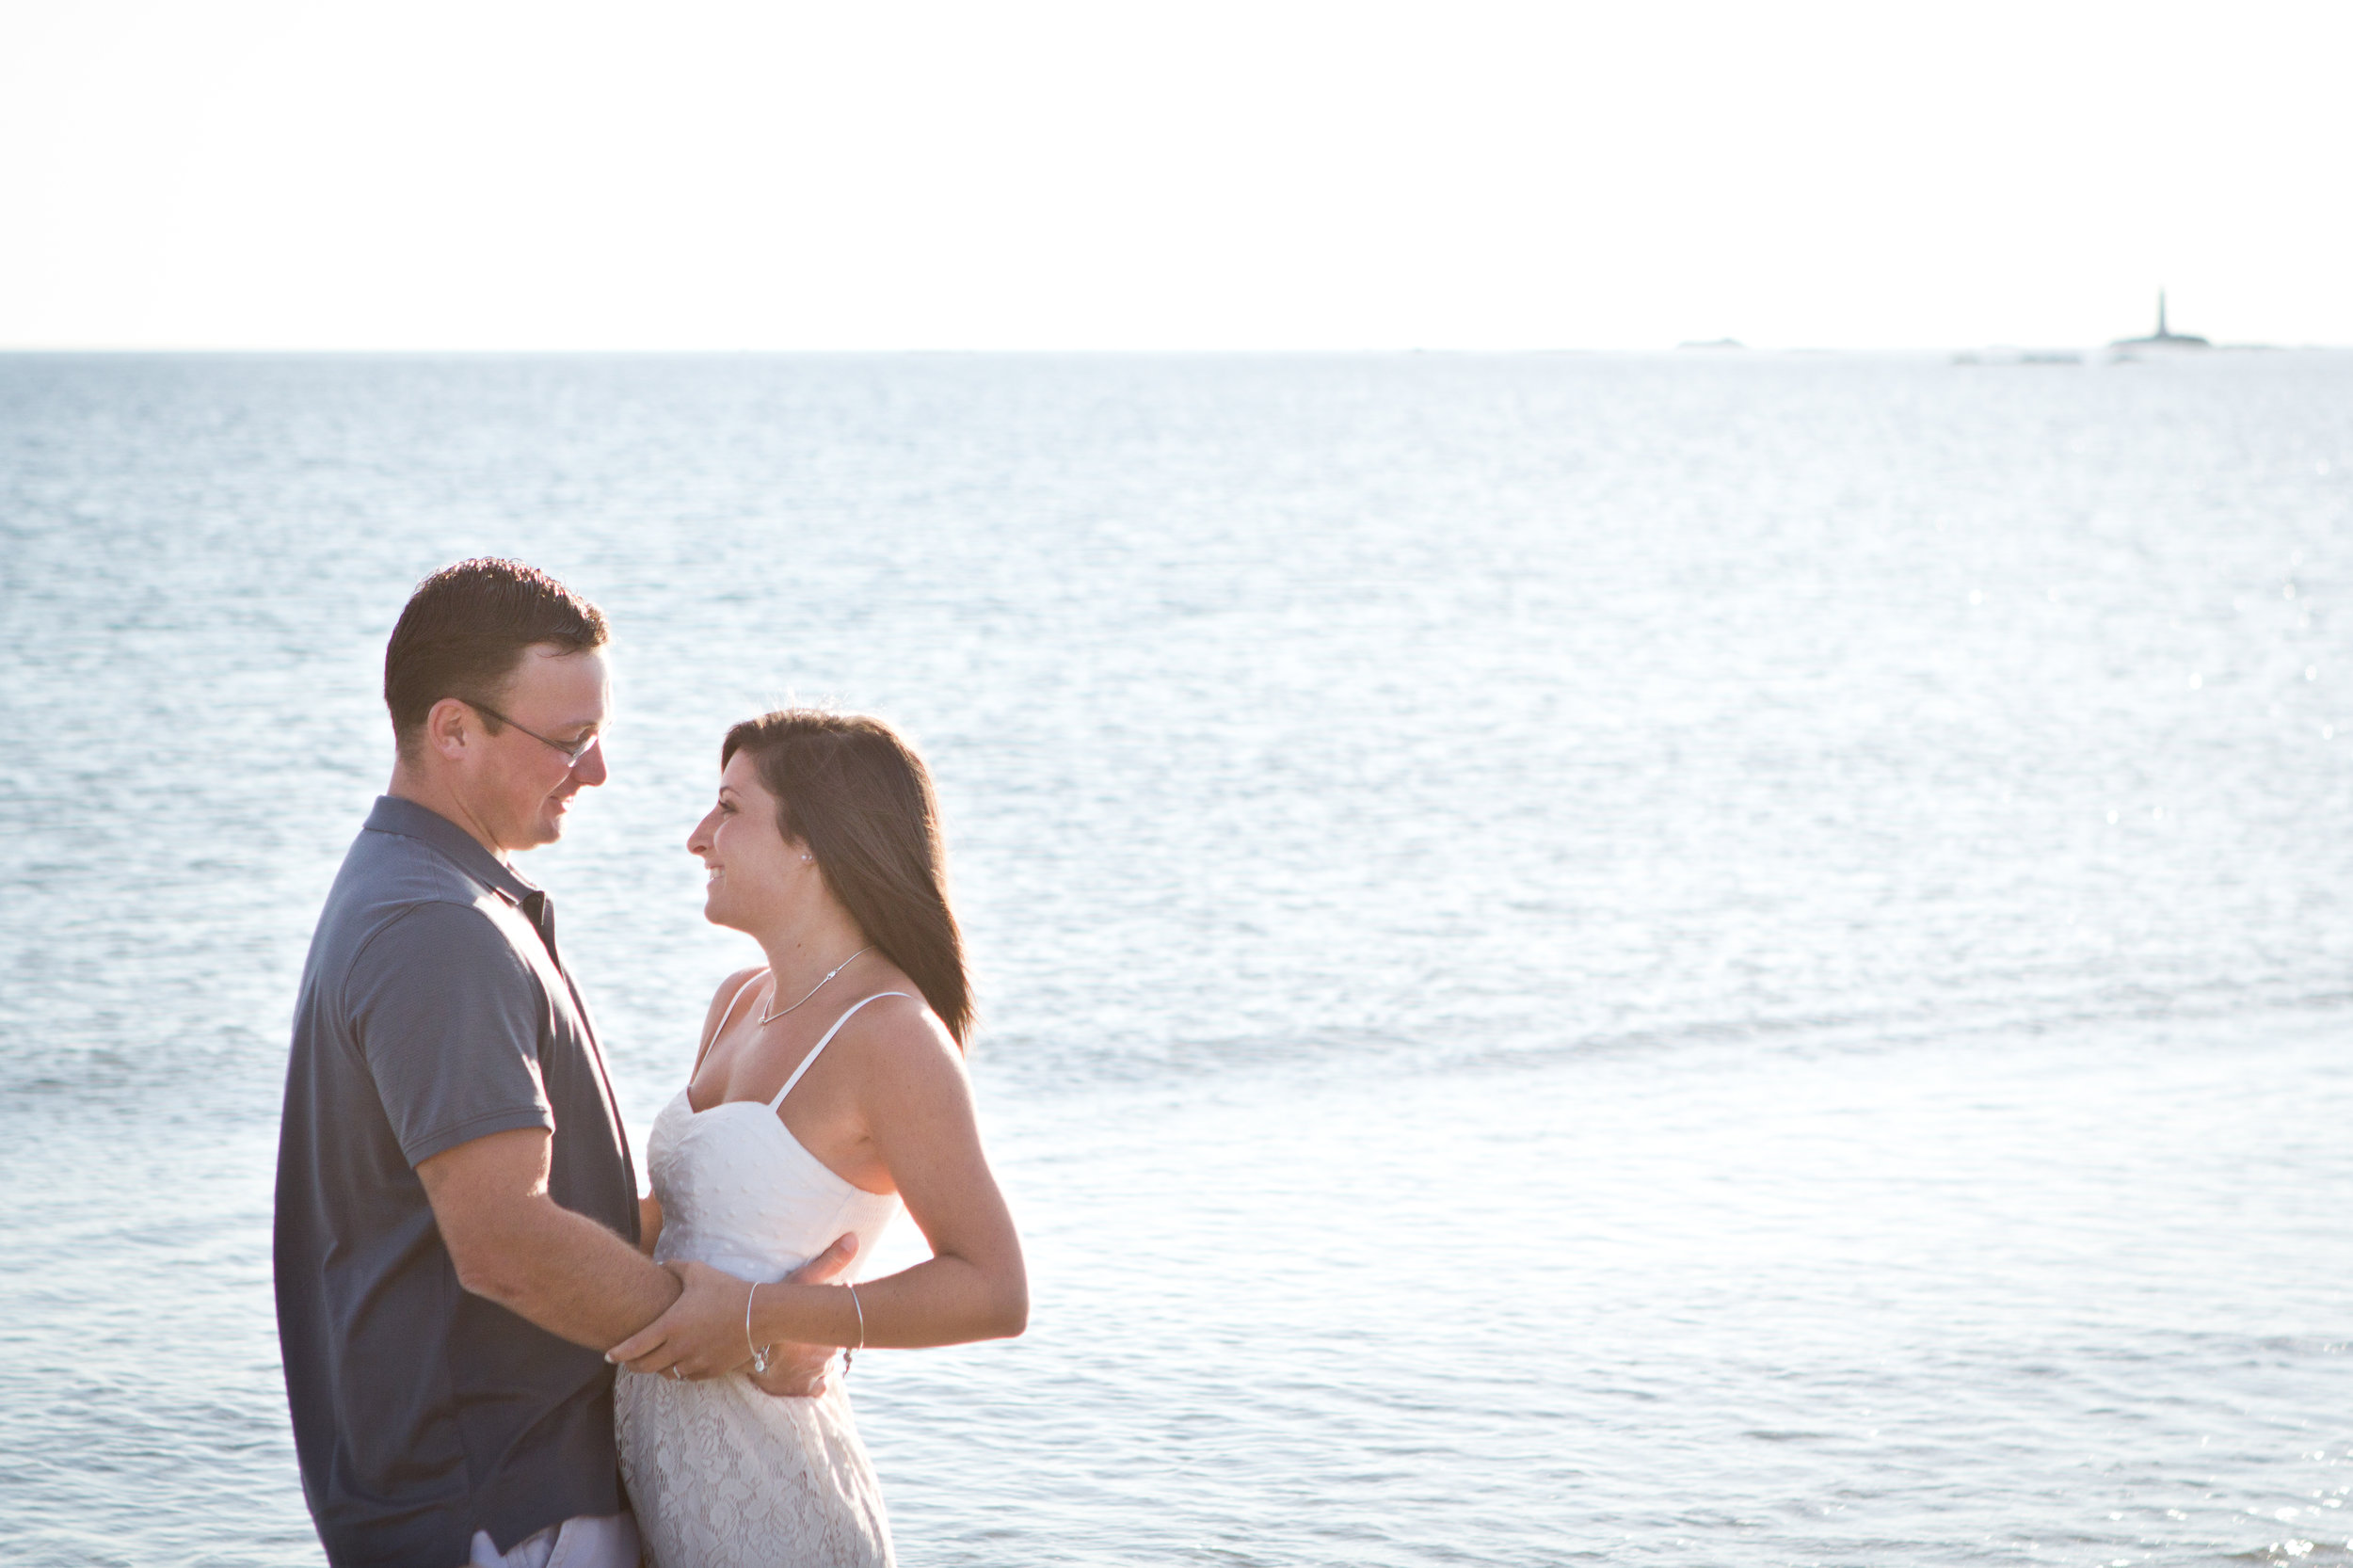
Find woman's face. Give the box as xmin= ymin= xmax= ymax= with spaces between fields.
xmin=687 ymin=751 xmax=811 ymax=932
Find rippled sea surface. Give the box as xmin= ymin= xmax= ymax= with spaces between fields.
xmin=2 ymin=352 xmax=2349 ymax=1566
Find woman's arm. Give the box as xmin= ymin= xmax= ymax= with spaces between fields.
xmin=637 ymin=1193 xmax=664 ymax=1257
xmin=607 ymin=1004 xmax=1026 ymax=1378
xmin=775 ymin=1008 xmax=1028 ymax=1348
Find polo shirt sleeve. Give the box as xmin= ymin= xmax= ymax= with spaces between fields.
xmin=344 ymin=899 xmax=557 ymax=1167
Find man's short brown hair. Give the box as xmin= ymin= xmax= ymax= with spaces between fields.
xmin=384 ymin=559 xmax=608 ymax=760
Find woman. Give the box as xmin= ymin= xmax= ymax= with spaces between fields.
xmin=608 ymin=711 xmax=1027 ymax=1567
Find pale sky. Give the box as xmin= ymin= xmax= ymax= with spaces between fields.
xmin=1 ymin=0 xmax=2345 ymax=351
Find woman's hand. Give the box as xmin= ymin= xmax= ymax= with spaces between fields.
xmin=606 ymin=1259 xmax=753 ymax=1381
xmin=745 ymin=1234 xmax=862 ymax=1398
xmin=605 ymin=1235 xmax=863 ymax=1385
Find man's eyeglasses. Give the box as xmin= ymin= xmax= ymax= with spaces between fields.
xmin=471 ymin=701 xmax=602 ymax=765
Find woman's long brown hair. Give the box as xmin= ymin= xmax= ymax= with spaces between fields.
xmin=721 ymin=710 xmax=972 ymax=1047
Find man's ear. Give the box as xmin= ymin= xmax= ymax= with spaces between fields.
xmin=424 ymin=697 xmax=475 ymax=761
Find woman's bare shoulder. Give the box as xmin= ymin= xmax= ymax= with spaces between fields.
xmin=697 ymin=965 xmax=769 ymax=1039
xmin=840 ymin=987 xmax=962 ymax=1072
xmin=839 ymin=990 xmax=985 ymax=1162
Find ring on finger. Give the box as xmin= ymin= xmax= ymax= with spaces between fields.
xmin=667 ymin=1367 xmax=684 ymax=1382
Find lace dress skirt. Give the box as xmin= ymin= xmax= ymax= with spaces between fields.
xmin=617 ymin=1368 xmax=893 ymax=1568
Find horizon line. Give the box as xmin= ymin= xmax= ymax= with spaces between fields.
xmin=2 ymin=341 xmax=2343 ymax=357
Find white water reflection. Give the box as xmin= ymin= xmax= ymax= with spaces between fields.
xmin=1 ymin=351 xmax=2349 ymax=1565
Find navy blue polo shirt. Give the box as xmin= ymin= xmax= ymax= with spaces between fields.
xmin=275 ymin=795 xmax=640 ymax=1567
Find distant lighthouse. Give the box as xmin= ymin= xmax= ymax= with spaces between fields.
xmin=2112 ymin=290 xmax=2209 ymax=349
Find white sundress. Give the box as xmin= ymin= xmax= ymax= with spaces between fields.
xmin=616 ymin=987 xmax=909 ymax=1568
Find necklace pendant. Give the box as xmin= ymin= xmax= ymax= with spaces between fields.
xmin=755 ymin=945 xmax=873 ymax=1027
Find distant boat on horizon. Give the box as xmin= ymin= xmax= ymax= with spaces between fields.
xmin=2110 ymin=290 xmax=2209 ymax=350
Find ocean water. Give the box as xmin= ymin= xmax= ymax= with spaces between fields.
xmin=1 ymin=350 xmax=2349 ymax=1566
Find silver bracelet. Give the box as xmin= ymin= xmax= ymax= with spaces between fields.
xmin=746 ymin=1282 xmax=771 ymax=1376
xmin=843 ymin=1281 xmax=866 ymax=1374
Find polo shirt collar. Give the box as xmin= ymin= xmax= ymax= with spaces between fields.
xmin=363 ymin=794 xmax=540 ymax=906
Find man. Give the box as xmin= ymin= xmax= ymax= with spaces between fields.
xmin=276 ymin=559 xmax=848 ymax=1568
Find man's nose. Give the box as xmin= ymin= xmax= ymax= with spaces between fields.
xmin=571 ymin=736 xmax=609 ymax=787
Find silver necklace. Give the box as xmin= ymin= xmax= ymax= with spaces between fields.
xmin=757 ymin=946 xmax=872 ymax=1026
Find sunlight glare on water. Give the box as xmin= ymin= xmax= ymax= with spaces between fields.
xmin=1 ymin=351 xmax=2349 ymax=1565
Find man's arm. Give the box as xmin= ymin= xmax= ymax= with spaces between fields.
xmin=418 ymin=1127 xmax=680 ymax=1350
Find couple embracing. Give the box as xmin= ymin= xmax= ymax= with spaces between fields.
xmin=274 ymin=559 xmax=1026 ymax=1568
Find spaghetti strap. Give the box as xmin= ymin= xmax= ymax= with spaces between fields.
xmin=692 ymin=968 xmax=767 ymax=1079
xmin=767 ymin=992 xmax=916 ymax=1112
